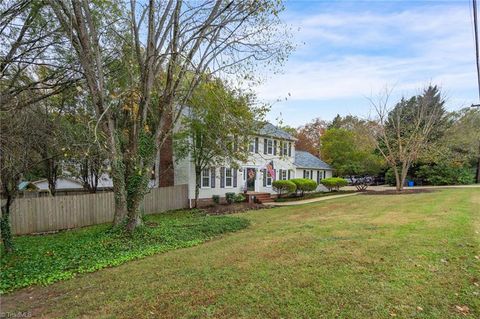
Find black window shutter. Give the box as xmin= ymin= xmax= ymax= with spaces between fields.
xmin=273 ymin=140 xmax=277 ymax=155
xmin=263 ymin=169 xmax=267 ymax=186
xmin=264 ymin=139 xmax=267 ymax=154
xmin=233 ymin=169 xmax=237 ymax=187
xmin=255 ymin=137 xmax=259 ymax=153
xmin=316 ymin=171 xmax=320 ymax=184
xmin=211 ymin=168 xmax=215 ymax=188
xmin=288 ymin=170 xmax=291 ymax=179
xmin=288 ymin=143 xmax=292 ymax=156
xmin=220 ymin=167 xmax=225 ymax=188
xmin=303 ymin=170 xmax=306 ymax=178
xmin=279 ymin=169 xmax=282 ymax=180
xmin=324 ymin=171 xmax=326 ymax=179
xmin=310 ymin=170 xmax=313 ymax=179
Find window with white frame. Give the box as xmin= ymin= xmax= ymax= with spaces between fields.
xmin=267 ymin=139 xmax=273 ymax=155
xmin=304 ymin=170 xmax=310 ymax=179
xmin=201 ymin=168 xmax=210 ymax=188
xmin=282 ymin=142 xmax=288 ymax=156
xmin=280 ymin=170 xmax=287 ymax=180
xmin=249 ymin=139 xmax=256 ymax=153
xmin=266 ymin=171 xmax=273 ymax=186
xmin=225 ymin=168 xmax=233 ymax=187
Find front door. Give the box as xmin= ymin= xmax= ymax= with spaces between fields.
xmin=246 ymin=168 xmax=256 ymax=191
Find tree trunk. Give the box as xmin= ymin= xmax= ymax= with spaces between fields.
xmin=123 ymin=151 xmax=157 ymax=232
xmin=126 ymin=198 xmax=143 ymax=232
xmin=1 ymin=195 xmax=15 ymax=253
xmin=45 ymin=157 xmax=57 ymax=196
xmin=194 ymin=167 xmax=201 ymax=208
xmin=111 ymin=158 xmax=128 ymax=226
xmin=124 ymin=170 xmax=153 ymax=232
xmin=400 ymin=164 xmax=409 ymax=191
xmin=393 ymin=167 xmax=402 ymax=191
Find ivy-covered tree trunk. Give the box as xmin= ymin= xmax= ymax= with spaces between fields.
xmin=123 ymin=130 xmax=157 ymax=232
xmin=1 ymin=201 xmax=14 ymax=253
xmin=1 ymin=190 xmax=16 ymax=253
xmin=111 ymin=159 xmax=128 ymax=226
xmin=125 ymin=159 xmax=148 ymax=232
xmin=110 ymin=133 xmax=128 ymax=226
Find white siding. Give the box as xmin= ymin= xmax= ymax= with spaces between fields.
xmin=172 ymin=134 xmax=334 ymax=199
xmin=294 ymin=169 xmax=333 ymax=192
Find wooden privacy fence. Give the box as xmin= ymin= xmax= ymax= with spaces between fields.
xmin=5 ymin=184 xmax=189 ymax=235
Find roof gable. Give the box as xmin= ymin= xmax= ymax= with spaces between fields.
xmin=257 ymin=122 xmax=296 ymax=140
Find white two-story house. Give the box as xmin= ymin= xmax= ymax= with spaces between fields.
xmin=173 ymin=122 xmax=333 ymax=204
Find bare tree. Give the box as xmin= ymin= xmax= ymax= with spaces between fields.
xmin=46 ymin=0 xmax=291 ymax=232
xmin=0 ymin=105 xmax=55 ymax=252
xmin=0 ymin=1 xmax=79 ymax=252
xmin=368 ymin=86 xmax=446 ymax=191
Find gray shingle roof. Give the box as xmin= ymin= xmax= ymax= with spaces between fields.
xmin=258 ymin=122 xmax=296 ymax=140
xmin=294 ymin=151 xmax=332 ymax=170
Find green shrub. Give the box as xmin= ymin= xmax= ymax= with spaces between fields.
xmin=290 ymin=178 xmax=317 ymax=196
xmin=225 ymin=192 xmax=236 ymax=204
xmin=272 ymin=180 xmax=297 ymax=198
xmin=385 ymin=168 xmax=396 ymax=186
xmin=212 ymin=195 xmax=220 ymax=204
xmin=321 ymin=177 xmax=348 ymax=191
xmin=416 ymin=164 xmax=475 ymax=185
xmin=233 ymin=193 xmax=246 ymax=203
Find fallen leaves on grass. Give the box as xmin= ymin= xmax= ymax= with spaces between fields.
xmin=455 ymin=305 xmax=470 ymax=315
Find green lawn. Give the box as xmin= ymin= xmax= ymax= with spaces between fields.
xmin=2 ymin=189 xmax=479 ymax=318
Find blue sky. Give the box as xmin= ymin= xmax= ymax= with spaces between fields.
xmin=256 ymin=0 xmax=478 ymax=127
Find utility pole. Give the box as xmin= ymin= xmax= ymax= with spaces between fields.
xmin=472 ymin=0 xmax=480 ymax=183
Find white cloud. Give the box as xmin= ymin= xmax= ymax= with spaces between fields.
xmin=257 ymin=3 xmax=477 ymax=109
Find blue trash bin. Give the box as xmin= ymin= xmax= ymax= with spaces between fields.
xmin=408 ymin=181 xmax=414 ymax=187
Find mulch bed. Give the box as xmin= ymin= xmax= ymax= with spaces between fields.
xmin=361 ymin=189 xmax=436 ymax=195
xmin=200 ymin=202 xmax=269 ymax=215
